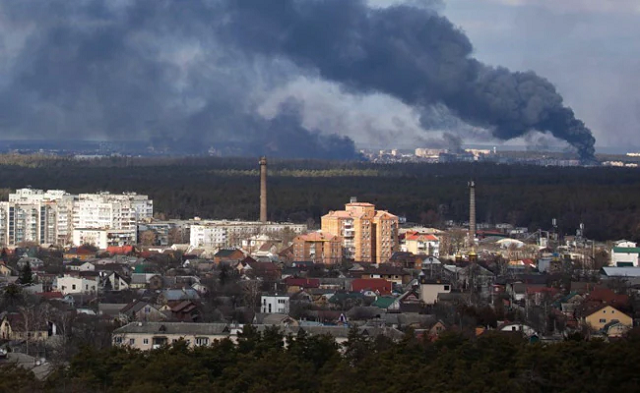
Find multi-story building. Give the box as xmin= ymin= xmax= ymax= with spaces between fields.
xmin=292 ymin=232 xmax=342 ymax=265
xmin=404 ymin=233 xmax=440 ymax=257
xmin=321 ymin=198 xmax=399 ymax=263
xmin=189 ymin=220 xmax=307 ymax=248
xmin=0 ymin=189 xmax=152 ymax=247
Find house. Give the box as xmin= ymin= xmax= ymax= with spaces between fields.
xmin=404 ymin=232 xmax=440 ymax=257
xmin=388 ymin=252 xmax=423 ymax=270
xmin=261 ymin=293 xmax=291 ymax=314
xmin=64 ymin=246 xmax=97 ymax=261
xmin=54 ymin=275 xmax=99 ymax=295
xmin=388 ymin=290 xmax=423 ymax=313
xmin=104 ymin=272 xmax=130 ymax=291
xmin=351 ymin=278 xmax=393 ymax=296
xmin=583 ymin=305 xmax=632 ymax=331
xmin=418 ymin=277 xmax=451 ymax=304
xmin=611 ymin=240 xmax=640 ymax=267
xmin=17 ymin=256 xmax=45 ymax=271
xmin=244 ymin=261 xmax=282 ymax=281
xmin=120 ymin=300 xmax=168 ymax=322
xmin=358 ymin=265 xmax=411 ymax=285
xmin=0 ymin=313 xmax=51 ymax=341
xmin=284 ymin=277 xmax=320 ymax=292
xmin=165 ymin=300 xmax=200 ymax=322
xmin=157 ymin=288 xmax=201 ymax=306
xmin=65 ymin=260 xmax=96 ymax=272
xmin=253 ymin=313 xmax=298 ymax=326
xmin=214 ymin=249 xmax=246 ymax=265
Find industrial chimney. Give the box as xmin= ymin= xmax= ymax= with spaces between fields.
xmin=259 ymin=156 xmax=268 ymax=222
xmin=469 ymin=180 xmax=476 ymax=246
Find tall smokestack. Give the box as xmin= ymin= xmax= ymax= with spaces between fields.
xmin=469 ymin=180 xmax=476 ymax=246
xmin=259 ymin=156 xmax=267 ymax=222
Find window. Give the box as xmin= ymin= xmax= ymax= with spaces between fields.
xmin=444 ymin=285 xmax=450 ymax=291
xmin=114 ymin=337 xmax=123 ymax=344
xmin=599 ymin=319 xmax=606 ymax=323
xmin=143 ymin=339 xmax=149 ymax=345
xmin=72 ymin=284 xmax=76 ymax=290
xmin=195 ymin=337 xmax=209 ymax=346
xmin=129 ymin=338 xmax=135 ymax=345
xmin=277 ymin=299 xmax=286 ymax=304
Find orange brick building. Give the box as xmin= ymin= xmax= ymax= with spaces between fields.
xmin=292 ymin=232 xmax=342 ymax=265
xmin=321 ymin=199 xmax=399 ymax=263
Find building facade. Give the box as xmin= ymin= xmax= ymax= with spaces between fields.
xmin=321 ymin=199 xmax=399 ymax=263
xmin=189 ymin=220 xmax=307 ymax=248
xmin=0 ymin=189 xmax=152 ymax=247
xmin=292 ymin=232 xmax=342 ymax=265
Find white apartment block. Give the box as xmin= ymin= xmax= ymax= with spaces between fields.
xmin=189 ymin=220 xmax=307 ymax=248
xmin=72 ymin=228 xmax=138 ymax=249
xmin=0 ymin=189 xmax=152 ymax=247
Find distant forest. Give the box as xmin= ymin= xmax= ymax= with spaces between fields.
xmin=1 ymin=154 xmax=639 ymax=241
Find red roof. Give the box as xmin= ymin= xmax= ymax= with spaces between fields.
xmin=36 ymin=291 xmax=63 ymax=300
xmin=586 ymin=288 xmax=629 ymax=308
xmin=284 ymin=277 xmax=320 ymax=289
xmin=405 ymin=233 xmax=439 ymax=241
xmin=107 ymin=245 xmax=135 ymax=255
xmin=351 ymin=278 xmax=392 ymax=295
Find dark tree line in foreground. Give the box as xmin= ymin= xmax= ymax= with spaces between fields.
xmin=0 ymin=155 xmax=639 ymax=240
xmin=3 ymin=327 xmax=640 ymax=392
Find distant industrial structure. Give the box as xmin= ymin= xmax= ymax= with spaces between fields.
xmin=259 ymin=156 xmax=268 ymax=223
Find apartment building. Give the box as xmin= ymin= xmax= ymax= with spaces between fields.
xmin=321 ymin=198 xmax=399 ymax=263
xmin=189 ymin=220 xmax=307 ymax=248
xmin=0 ymin=189 xmax=152 ymax=247
xmin=292 ymin=232 xmax=342 ymax=265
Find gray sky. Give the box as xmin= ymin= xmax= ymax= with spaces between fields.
xmin=364 ymin=0 xmax=640 ymax=150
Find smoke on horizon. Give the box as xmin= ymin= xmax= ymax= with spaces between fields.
xmin=0 ymin=0 xmax=596 ymax=160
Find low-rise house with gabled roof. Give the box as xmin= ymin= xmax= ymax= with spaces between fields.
xmin=582 ymin=304 xmax=632 ymax=332
xmin=158 ymin=288 xmax=201 ymax=307
xmin=120 ymin=300 xmax=168 ymax=323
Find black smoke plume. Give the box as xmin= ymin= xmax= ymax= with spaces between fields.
xmin=0 ymin=0 xmax=596 ymax=160
xmin=221 ymin=0 xmax=596 ymax=160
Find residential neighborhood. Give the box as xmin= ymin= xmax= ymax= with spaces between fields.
xmin=1 ymin=180 xmax=640 ymax=375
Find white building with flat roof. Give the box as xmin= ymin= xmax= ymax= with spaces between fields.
xmin=0 ymin=189 xmax=152 ymax=247
xmin=189 ymin=220 xmax=307 ymax=249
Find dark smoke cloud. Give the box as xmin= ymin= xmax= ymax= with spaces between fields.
xmin=0 ymin=0 xmax=359 ymax=159
xmin=0 ymin=0 xmax=595 ymax=160
xmin=220 ymin=0 xmax=596 ymax=160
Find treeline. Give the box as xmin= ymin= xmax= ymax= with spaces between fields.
xmin=0 ymin=156 xmax=639 ymax=240
xmin=5 ymin=328 xmax=640 ymax=392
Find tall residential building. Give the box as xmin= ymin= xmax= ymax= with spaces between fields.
xmin=321 ymin=198 xmax=399 ymax=263
xmin=292 ymin=232 xmax=342 ymax=265
xmin=0 ymin=189 xmax=152 ymax=247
